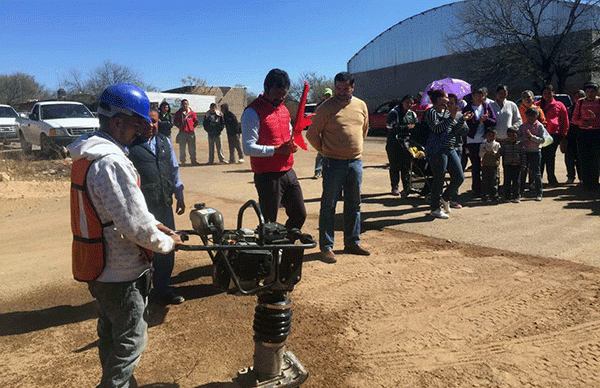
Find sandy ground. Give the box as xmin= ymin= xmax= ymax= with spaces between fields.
xmin=1 ymin=131 xmax=600 ymax=388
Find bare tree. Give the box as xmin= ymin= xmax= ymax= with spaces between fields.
xmin=448 ymin=0 xmax=600 ymax=92
xmin=289 ymin=72 xmax=334 ymax=103
xmin=63 ymin=61 xmax=151 ymax=96
xmin=0 ymin=73 xmax=50 ymax=106
xmin=181 ymin=75 xmax=214 ymax=94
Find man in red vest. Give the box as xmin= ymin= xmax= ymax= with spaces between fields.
xmin=241 ymin=69 xmax=306 ymax=230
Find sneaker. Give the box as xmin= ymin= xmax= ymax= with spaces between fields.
xmin=565 ymin=178 xmax=575 ymax=185
xmin=440 ymin=198 xmax=451 ymax=213
xmin=450 ymin=201 xmax=462 ymax=209
xmin=344 ymin=244 xmax=371 ymax=256
xmin=391 ymin=189 xmax=400 ymax=196
xmin=535 ymin=195 xmax=543 ymax=201
xmin=321 ymin=249 xmax=337 ymax=263
xmin=312 ymin=171 xmax=321 ymax=179
xmin=220 ymin=160 xmax=229 ymax=164
xmin=512 ymin=198 xmax=521 ymax=203
xmin=238 ymin=158 xmax=244 ymax=163
xmin=430 ymin=209 xmax=449 ymax=219
xmin=401 ymin=190 xmax=409 ymax=199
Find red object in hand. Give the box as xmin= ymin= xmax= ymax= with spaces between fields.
xmin=292 ymin=81 xmax=312 ymax=150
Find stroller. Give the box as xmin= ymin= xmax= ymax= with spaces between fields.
xmin=400 ymin=135 xmax=432 ymax=197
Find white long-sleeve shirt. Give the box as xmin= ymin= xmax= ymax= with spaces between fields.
xmin=68 ymin=132 xmax=174 ymax=282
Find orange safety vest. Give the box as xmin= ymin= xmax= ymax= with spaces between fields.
xmin=70 ymin=158 xmax=153 ymax=282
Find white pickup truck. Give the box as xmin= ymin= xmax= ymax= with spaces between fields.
xmin=0 ymin=104 xmax=20 ymax=146
xmin=18 ymin=101 xmax=99 ymax=154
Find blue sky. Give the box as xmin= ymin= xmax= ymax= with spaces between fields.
xmin=1 ymin=0 xmax=454 ymax=95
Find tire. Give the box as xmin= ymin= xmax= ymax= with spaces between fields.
xmin=19 ymin=131 xmax=32 ymax=154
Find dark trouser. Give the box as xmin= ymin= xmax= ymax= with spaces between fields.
xmin=208 ymin=134 xmax=225 ymax=163
xmin=521 ymin=151 xmax=542 ymax=196
xmin=565 ymin=127 xmax=580 ymax=181
xmin=429 ymin=148 xmax=464 ymax=211
xmin=254 ymin=168 xmax=306 ymax=230
xmin=148 ymin=203 xmax=175 ymax=297
xmin=576 ymin=129 xmax=600 ymax=190
xmin=88 ymin=271 xmax=152 ymax=388
xmin=541 ymin=134 xmax=562 ymax=184
xmin=466 ymin=143 xmax=482 ymax=195
xmin=503 ymin=164 xmax=521 ymax=200
xmin=385 ymin=139 xmax=411 ymax=191
xmin=176 ymin=131 xmax=196 ymax=164
xmin=481 ymin=165 xmax=499 ymax=198
xmin=227 ymin=134 xmax=244 ymax=163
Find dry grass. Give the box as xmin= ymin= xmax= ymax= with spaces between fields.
xmin=0 ymin=150 xmax=71 ymax=181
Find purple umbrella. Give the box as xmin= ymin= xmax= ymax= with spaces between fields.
xmin=421 ymin=78 xmax=471 ymax=105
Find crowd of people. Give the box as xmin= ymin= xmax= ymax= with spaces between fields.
xmin=384 ymin=82 xmax=600 ymax=218
xmin=68 ymin=74 xmax=600 ymax=387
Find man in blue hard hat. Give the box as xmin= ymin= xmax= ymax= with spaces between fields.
xmin=68 ymin=83 xmax=184 ymax=388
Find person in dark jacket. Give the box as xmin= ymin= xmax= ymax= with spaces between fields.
xmin=129 ymin=107 xmax=186 ymax=305
xmin=158 ymin=101 xmax=173 ymax=137
xmin=203 ymin=103 xmax=226 ymax=164
xmin=462 ymin=87 xmax=498 ymax=198
xmin=221 ymin=103 xmax=244 ymax=164
xmin=385 ymin=94 xmax=418 ymax=197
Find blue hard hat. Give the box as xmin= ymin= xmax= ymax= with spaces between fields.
xmin=99 ymin=83 xmax=151 ymax=123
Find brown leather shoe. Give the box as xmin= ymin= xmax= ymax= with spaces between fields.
xmin=344 ymin=244 xmax=370 ymax=256
xmin=321 ymin=249 xmax=337 ymax=263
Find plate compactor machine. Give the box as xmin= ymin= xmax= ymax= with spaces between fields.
xmin=178 ymin=200 xmax=316 ymax=388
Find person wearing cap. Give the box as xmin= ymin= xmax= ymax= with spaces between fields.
xmin=572 ymin=82 xmax=600 ymax=191
xmin=67 ymin=83 xmax=183 ymax=388
xmin=129 ymin=107 xmax=186 ymax=305
xmin=312 ymin=88 xmax=333 ymax=179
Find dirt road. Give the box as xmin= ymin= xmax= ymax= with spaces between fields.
xmin=1 ymin=132 xmax=600 ymax=387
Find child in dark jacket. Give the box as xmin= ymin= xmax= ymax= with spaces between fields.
xmin=499 ymin=127 xmax=525 ymax=202
xmin=479 ymin=128 xmax=501 ymax=201
xmin=518 ymin=108 xmax=546 ymax=201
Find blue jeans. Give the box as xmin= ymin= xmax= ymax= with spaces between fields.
xmin=521 ymin=151 xmax=542 ymax=196
xmin=429 ymin=149 xmax=464 ymax=211
xmin=88 ymin=272 xmax=151 ymax=388
xmin=319 ymin=157 xmax=362 ymax=251
xmin=314 ymin=153 xmax=324 ymax=175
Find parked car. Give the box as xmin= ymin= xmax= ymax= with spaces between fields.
xmin=368 ymin=100 xmax=399 ymax=135
xmin=534 ymin=94 xmax=573 ymax=110
xmin=0 ymin=105 xmax=20 ymax=145
xmin=18 ymin=101 xmax=99 ymax=155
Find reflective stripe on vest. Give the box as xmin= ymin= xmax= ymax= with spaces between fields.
xmin=70 ymin=158 xmax=153 ymax=282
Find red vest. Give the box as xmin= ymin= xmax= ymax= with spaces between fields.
xmin=248 ymin=95 xmax=294 ymax=174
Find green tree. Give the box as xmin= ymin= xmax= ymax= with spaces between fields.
xmin=289 ymin=72 xmax=334 ymax=103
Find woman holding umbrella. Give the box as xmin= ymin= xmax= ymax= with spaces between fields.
xmin=424 ymin=89 xmax=473 ymax=219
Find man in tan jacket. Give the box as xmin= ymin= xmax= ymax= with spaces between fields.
xmin=306 ymin=72 xmax=370 ymax=263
